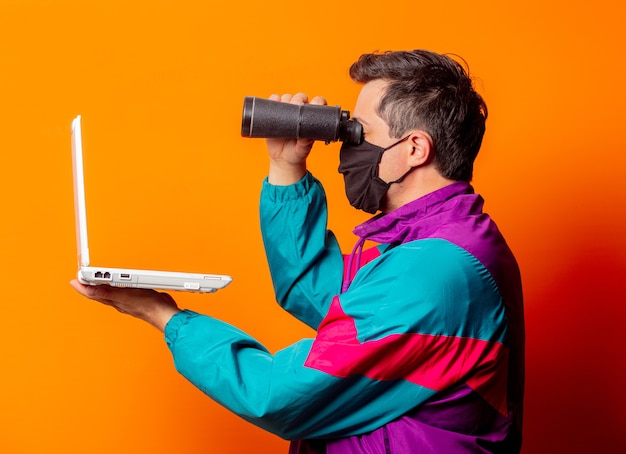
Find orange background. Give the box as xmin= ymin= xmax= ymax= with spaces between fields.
xmin=1 ymin=1 xmax=625 ymax=453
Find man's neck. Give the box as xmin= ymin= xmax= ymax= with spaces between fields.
xmin=383 ymin=169 xmax=456 ymax=213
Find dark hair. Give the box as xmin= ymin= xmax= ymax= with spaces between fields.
xmin=349 ymin=50 xmax=487 ymax=181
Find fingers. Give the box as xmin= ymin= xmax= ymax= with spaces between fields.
xmin=69 ymin=279 xmax=172 ymax=318
xmin=70 ymin=279 xmax=124 ymax=310
xmin=70 ymin=279 xmax=156 ymax=302
xmin=289 ymin=93 xmax=308 ymax=105
xmin=70 ymin=279 xmax=96 ymax=299
xmin=70 ymin=279 xmax=124 ymax=314
xmin=310 ymin=95 xmax=327 ymax=106
xmin=269 ymin=93 xmax=327 ymax=106
xmin=269 ymin=93 xmax=308 ymax=104
xmin=69 ymin=278 xmax=181 ymax=331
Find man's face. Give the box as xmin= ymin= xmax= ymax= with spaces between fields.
xmin=351 ymin=80 xmax=413 ymax=185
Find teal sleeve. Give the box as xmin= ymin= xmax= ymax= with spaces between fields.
xmin=163 ymin=241 xmax=506 ymax=440
xmin=164 ymin=309 xmax=432 ymax=440
xmin=259 ymin=172 xmax=344 ymax=329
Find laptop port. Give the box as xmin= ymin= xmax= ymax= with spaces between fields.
xmin=94 ymin=271 xmax=112 ymax=280
xmin=120 ymin=273 xmax=131 ymax=280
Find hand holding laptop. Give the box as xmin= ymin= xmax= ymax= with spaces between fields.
xmin=70 ymin=278 xmax=181 ymax=331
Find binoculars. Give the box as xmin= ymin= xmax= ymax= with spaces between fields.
xmin=241 ymin=96 xmax=363 ymax=145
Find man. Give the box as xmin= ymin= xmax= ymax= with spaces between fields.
xmin=71 ymin=49 xmax=524 ymax=453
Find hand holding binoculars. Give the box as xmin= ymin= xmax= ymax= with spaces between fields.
xmin=241 ymin=96 xmax=363 ymax=145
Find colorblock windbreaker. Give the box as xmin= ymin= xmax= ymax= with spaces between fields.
xmin=164 ymin=172 xmax=525 ymax=453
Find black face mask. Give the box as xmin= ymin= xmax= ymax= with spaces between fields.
xmin=338 ymin=136 xmax=412 ymax=214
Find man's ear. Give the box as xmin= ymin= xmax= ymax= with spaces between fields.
xmin=407 ymin=131 xmax=433 ymax=167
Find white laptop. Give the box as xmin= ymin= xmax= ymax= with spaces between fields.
xmin=71 ymin=115 xmax=232 ymax=293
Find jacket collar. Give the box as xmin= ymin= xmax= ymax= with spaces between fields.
xmin=352 ymin=181 xmax=480 ymax=245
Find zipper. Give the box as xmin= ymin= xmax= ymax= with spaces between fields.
xmin=383 ymin=425 xmax=391 ymax=454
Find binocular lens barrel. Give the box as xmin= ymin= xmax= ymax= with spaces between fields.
xmin=241 ymin=96 xmax=363 ymax=145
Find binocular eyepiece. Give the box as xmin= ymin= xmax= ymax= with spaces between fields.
xmin=241 ymin=96 xmax=363 ymax=145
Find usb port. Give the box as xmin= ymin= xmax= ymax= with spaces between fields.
xmin=120 ymin=273 xmax=131 ymax=280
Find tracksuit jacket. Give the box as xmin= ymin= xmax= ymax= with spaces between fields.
xmin=164 ymin=172 xmax=525 ymax=453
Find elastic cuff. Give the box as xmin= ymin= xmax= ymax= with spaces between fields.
xmin=261 ymin=171 xmax=316 ymax=202
xmin=164 ymin=309 xmax=199 ymax=347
